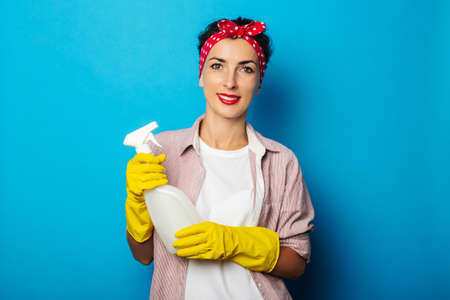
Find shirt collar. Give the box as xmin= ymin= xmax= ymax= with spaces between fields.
xmin=176 ymin=115 xmax=280 ymax=157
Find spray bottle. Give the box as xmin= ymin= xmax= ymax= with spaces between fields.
xmin=124 ymin=121 xmax=202 ymax=254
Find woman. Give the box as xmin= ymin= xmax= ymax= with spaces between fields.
xmin=125 ymin=17 xmax=315 ymax=300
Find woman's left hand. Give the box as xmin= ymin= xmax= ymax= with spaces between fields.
xmin=173 ymin=221 xmax=280 ymax=273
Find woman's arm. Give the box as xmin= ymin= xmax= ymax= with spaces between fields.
xmin=270 ymin=246 xmax=306 ymax=280
xmin=126 ymin=230 xmax=154 ymax=265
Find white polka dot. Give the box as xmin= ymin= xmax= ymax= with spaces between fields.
xmin=253 ymin=28 xmax=256 ymax=30
xmin=235 ymin=26 xmax=238 ymax=30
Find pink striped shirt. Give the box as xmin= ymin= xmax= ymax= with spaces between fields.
xmin=148 ymin=115 xmax=315 ymax=300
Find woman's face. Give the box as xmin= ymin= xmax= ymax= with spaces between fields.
xmin=200 ymin=37 xmax=260 ymax=121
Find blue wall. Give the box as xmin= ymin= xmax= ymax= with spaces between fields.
xmin=1 ymin=1 xmax=449 ymax=299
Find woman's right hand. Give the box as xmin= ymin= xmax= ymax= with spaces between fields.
xmin=126 ymin=153 xmax=168 ymax=199
xmin=125 ymin=153 xmax=168 ymax=243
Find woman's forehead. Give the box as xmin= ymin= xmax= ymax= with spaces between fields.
xmin=206 ymin=38 xmax=258 ymax=61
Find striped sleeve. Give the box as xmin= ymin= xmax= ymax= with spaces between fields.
xmin=277 ymin=151 xmax=315 ymax=263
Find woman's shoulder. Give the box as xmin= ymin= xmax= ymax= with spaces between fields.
xmin=254 ymin=130 xmax=296 ymax=158
xmin=254 ymin=130 xmax=307 ymax=173
xmin=256 ymin=133 xmax=305 ymax=179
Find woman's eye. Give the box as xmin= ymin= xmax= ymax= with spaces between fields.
xmin=242 ymin=66 xmax=254 ymax=73
xmin=210 ymin=63 xmax=222 ymax=70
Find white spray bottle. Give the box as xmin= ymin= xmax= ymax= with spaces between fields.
xmin=124 ymin=121 xmax=202 ymax=254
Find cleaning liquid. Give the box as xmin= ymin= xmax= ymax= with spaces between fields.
xmin=124 ymin=121 xmax=202 ymax=254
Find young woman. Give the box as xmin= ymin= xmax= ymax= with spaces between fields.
xmin=125 ymin=17 xmax=315 ymax=300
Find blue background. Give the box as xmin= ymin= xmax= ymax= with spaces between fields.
xmin=1 ymin=1 xmax=449 ymax=299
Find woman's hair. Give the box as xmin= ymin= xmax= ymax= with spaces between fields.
xmin=197 ymin=17 xmax=273 ymax=66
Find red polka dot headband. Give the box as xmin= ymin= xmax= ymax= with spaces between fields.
xmin=199 ymin=19 xmax=267 ymax=84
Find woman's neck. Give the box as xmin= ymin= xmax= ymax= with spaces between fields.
xmin=199 ymin=114 xmax=248 ymax=150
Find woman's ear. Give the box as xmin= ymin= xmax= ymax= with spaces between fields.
xmin=255 ymin=85 xmax=261 ymax=94
xmin=199 ymin=68 xmax=206 ymax=87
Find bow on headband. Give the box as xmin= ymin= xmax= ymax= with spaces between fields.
xmin=199 ymin=19 xmax=267 ymax=84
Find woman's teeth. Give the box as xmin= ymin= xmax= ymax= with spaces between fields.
xmin=220 ymin=95 xmax=239 ymax=100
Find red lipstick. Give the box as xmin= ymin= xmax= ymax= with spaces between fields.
xmin=217 ymin=93 xmax=241 ymax=105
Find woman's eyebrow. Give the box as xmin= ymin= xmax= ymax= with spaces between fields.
xmin=208 ymin=57 xmax=257 ymax=65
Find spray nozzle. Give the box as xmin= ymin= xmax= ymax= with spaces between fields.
xmin=123 ymin=121 xmax=162 ymax=154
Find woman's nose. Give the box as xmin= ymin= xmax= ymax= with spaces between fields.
xmin=223 ymin=69 xmax=237 ymax=90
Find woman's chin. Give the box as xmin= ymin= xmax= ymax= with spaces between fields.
xmin=210 ymin=106 xmax=248 ymax=121
xmin=207 ymin=100 xmax=251 ymax=120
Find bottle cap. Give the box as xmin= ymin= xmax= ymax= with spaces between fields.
xmin=124 ymin=121 xmax=162 ymax=154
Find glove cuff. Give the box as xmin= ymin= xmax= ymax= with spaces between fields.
xmin=229 ymin=226 xmax=281 ymax=273
xmin=125 ymin=196 xmax=154 ymax=243
xmin=266 ymin=231 xmax=280 ymax=273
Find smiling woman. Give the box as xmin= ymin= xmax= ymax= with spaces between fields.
xmin=124 ymin=17 xmax=315 ymax=300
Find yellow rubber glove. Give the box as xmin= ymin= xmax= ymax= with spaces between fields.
xmin=173 ymin=221 xmax=280 ymax=273
xmin=125 ymin=153 xmax=168 ymax=243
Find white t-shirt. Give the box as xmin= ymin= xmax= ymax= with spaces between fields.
xmin=184 ymin=138 xmax=263 ymax=300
